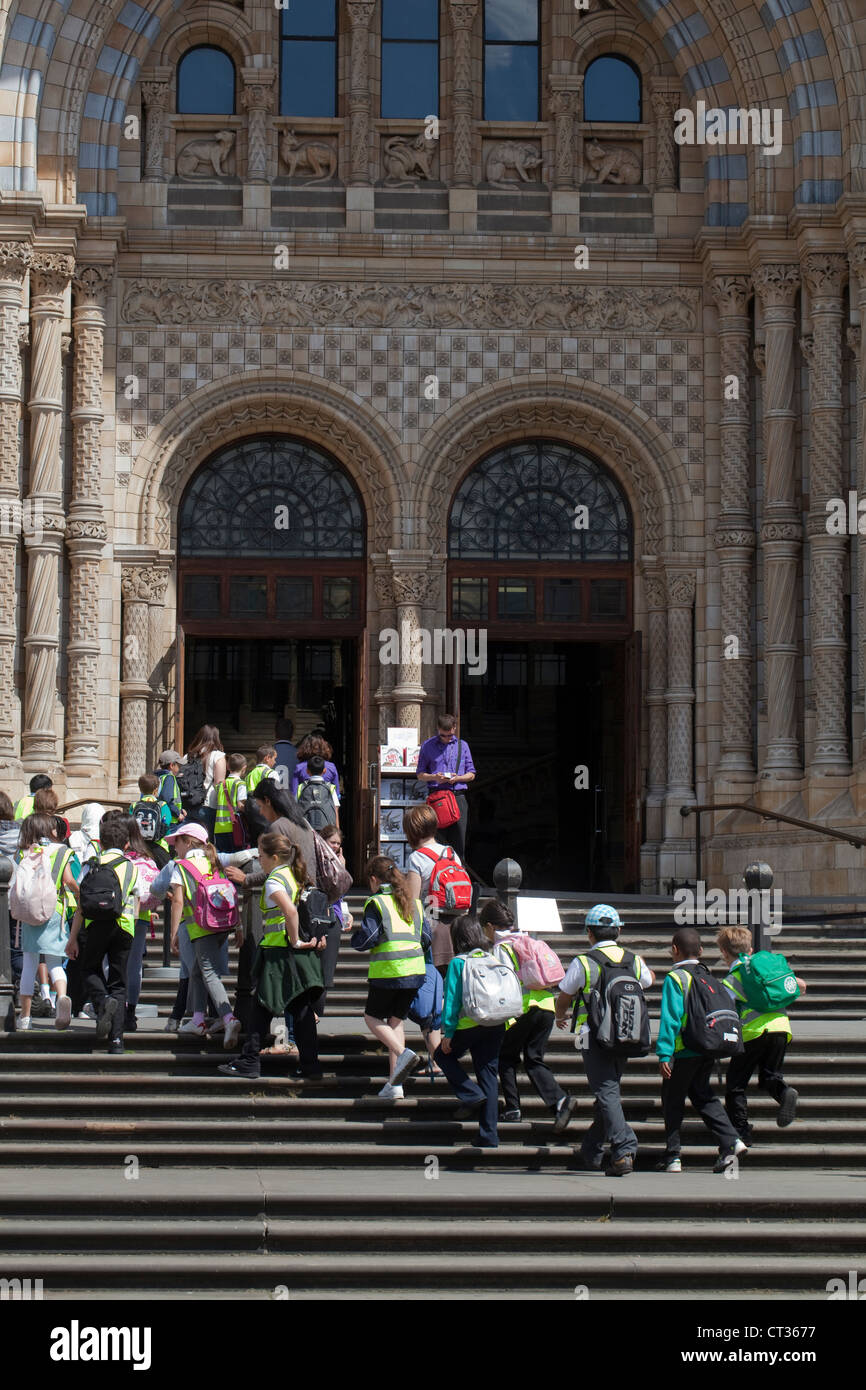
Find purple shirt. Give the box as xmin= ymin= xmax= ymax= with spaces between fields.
xmin=417 ymin=735 xmax=475 ymax=793
xmin=291 ymin=760 xmax=341 ymax=797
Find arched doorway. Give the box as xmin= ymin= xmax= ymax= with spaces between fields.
xmin=447 ymin=439 xmax=638 ymax=891
xmin=177 ymin=434 xmax=367 ymax=857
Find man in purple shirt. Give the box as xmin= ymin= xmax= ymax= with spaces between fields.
xmin=416 ymin=713 xmax=475 ymax=859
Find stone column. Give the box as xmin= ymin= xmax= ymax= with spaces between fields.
xmin=22 ymin=252 xmax=73 ymax=768
xmin=803 ymin=252 xmax=849 ymax=774
xmin=548 ymin=75 xmax=581 ymax=191
xmin=0 ymin=241 xmax=31 ymax=761
xmin=66 ymin=264 xmax=112 ymax=771
xmin=849 ymin=239 xmax=866 ymax=756
xmin=120 ymin=565 xmax=164 ymax=788
xmin=141 ymin=72 xmax=171 ymax=182
xmin=373 ymin=567 xmax=397 ymax=741
xmin=711 ymin=273 xmax=756 ymax=779
xmin=348 ymin=1 xmax=375 ymax=186
xmin=241 ymin=66 xmax=276 ymax=183
xmin=664 ymin=568 xmax=697 ymax=821
xmin=450 ymin=2 xmax=477 ymax=187
xmin=390 ymin=567 xmax=434 ymax=735
xmin=651 ymin=86 xmax=681 ymax=191
xmin=753 ymin=262 xmax=802 ymax=779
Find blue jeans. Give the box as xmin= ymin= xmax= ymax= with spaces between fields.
xmin=434 ymin=1025 xmax=505 ymax=1148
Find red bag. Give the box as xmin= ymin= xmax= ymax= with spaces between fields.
xmin=418 ymin=846 xmax=472 ymax=912
xmin=426 ymin=788 xmax=460 ymax=829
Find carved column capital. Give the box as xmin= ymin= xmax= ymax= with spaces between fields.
xmin=392 ymin=567 xmax=437 ymax=607
xmin=0 ymin=241 xmax=32 ymax=285
xmin=803 ymin=251 xmax=847 ymax=302
xmin=449 ymin=0 xmax=478 ymax=29
xmin=122 ymin=564 xmax=170 ymax=605
xmin=710 ymin=274 xmax=752 ymax=316
xmin=752 ymin=262 xmax=801 ymax=310
xmin=30 ymin=252 xmax=74 ymax=304
xmin=240 ymin=65 xmax=276 ymax=112
xmin=73 ymin=263 xmax=113 ymax=312
xmin=644 ymin=573 xmax=666 ymax=612
xmin=666 ymin=569 xmax=696 ymax=607
xmin=141 ymin=78 xmax=171 ymax=112
xmin=849 ymin=243 xmax=866 ymax=294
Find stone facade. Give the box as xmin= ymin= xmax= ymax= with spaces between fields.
xmin=2 ymin=1 xmax=866 ymax=895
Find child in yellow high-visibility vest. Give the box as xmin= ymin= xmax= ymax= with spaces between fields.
xmin=246 ymin=746 xmax=277 ymax=796
xmin=214 ymin=753 xmax=248 ymax=852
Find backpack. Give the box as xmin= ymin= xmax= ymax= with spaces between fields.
xmin=9 ymin=846 xmax=60 ymax=925
xmin=297 ymin=780 xmax=337 ymax=833
xmin=460 ymin=947 xmax=523 ymax=1027
xmin=177 ymin=757 xmax=206 ymax=811
xmin=131 ymin=799 xmax=161 ymax=843
xmin=312 ymin=831 xmax=353 ymax=905
xmin=418 ymin=846 xmax=472 ymax=914
xmin=181 ymin=859 xmax=239 ymax=934
xmin=128 ymin=853 xmax=160 ymax=913
xmin=79 ymin=855 xmax=130 ymax=927
xmin=584 ymin=947 xmax=651 ymax=1057
xmin=297 ymin=886 xmax=333 ymax=943
xmin=409 ymin=963 xmax=444 ymax=1029
xmin=502 ymin=932 xmax=565 ymax=990
xmin=736 ymin=951 xmax=801 ymax=1013
xmin=680 ymin=964 xmax=744 ymax=1057
xmin=220 ymin=780 xmax=249 ymax=850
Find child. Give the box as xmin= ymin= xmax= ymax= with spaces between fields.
xmin=434 ymin=915 xmax=506 ymax=1149
xmin=14 ymin=774 xmax=52 ymax=821
xmin=656 ymin=926 xmax=746 ymax=1173
xmin=214 ymin=753 xmax=248 ymax=852
xmin=717 ymin=925 xmax=806 ymax=1142
xmin=246 ymin=746 xmax=277 ymax=796
xmin=154 ymin=751 xmax=184 ymax=826
xmin=130 ymin=773 xmax=172 ymax=858
xmin=164 ymin=822 xmax=243 ymax=1047
xmin=124 ymin=816 xmax=163 ymax=1032
xmin=297 ymin=753 xmax=339 ymax=832
xmin=14 ymin=814 xmax=79 ymax=1032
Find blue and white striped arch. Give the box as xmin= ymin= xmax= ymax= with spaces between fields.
xmin=0 ymin=0 xmax=859 ymax=221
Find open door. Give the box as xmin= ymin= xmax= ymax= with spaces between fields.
xmin=623 ymin=630 xmax=642 ymax=892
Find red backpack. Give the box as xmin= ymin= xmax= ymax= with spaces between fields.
xmin=418 ymin=846 xmax=472 ymax=914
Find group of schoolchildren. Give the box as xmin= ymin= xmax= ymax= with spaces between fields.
xmin=3 ymin=761 xmax=807 ymax=1169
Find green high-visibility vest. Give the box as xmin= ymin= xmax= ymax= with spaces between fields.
xmin=14 ymin=794 xmax=35 ymax=820
xmin=259 ymin=865 xmax=300 ymax=948
xmin=246 ymin=764 xmax=271 ymax=795
xmin=214 ymin=776 xmax=244 ymax=836
xmin=365 ymin=890 xmax=425 ymax=981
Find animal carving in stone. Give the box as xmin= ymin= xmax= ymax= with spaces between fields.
xmin=485 ymin=142 xmax=543 ymax=189
xmin=584 ymin=141 xmax=642 ymax=185
xmin=382 ymin=133 xmax=437 ymax=185
xmin=176 ymin=131 xmax=235 ymax=178
xmin=281 ymin=130 xmax=338 ymax=183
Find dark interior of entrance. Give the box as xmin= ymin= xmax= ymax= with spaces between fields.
xmin=459 ymin=641 xmax=626 ymax=893
xmin=184 ymin=637 xmax=357 ymax=851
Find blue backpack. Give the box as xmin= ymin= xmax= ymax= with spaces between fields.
xmin=408 ymin=963 xmax=443 ymax=1030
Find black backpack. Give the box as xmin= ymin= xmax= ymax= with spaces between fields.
xmin=297 ymin=886 xmax=333 ymax=942
xmin=297 ymin=780 xmax=337 ymax=833
xmin=131 ymin=799 xmax=161 ymax=843
xmin=680 ymin=964 xmax=744 ymax=1057
xmin=79 ymin=856 xmax=128 ymax=926
xmin=584 ymin=947 xmax=651 ymax=1057
xmin=177 ymin=757 xmax=205 ymax=811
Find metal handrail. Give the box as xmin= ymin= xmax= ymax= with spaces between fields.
xmin=680 ymin=802 xmax=866 ymax=883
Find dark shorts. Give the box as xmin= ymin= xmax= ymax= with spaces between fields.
xmin=365 ymin=983 xmax=419 ymax=1022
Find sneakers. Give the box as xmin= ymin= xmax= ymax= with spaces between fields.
xmin=377 ymin=1082 xmax=404 ymax=1100
xmin=178 ymin=1018 xmax=208 ymax=1039
xmin=17 ymin=1015 xmax=31 ymax=1031
xmin=553 ymin=1094 xmax=575 ymax=1134
xmin=501 ymin=1108 xmax=522 ymax=1122
xmin=777 ymin=1086 xmax=799 ymax=1128
xmin=207 ymin=1017 xmax=225 ymax=1037
xmin=608 ymin=1155 xmax=634 ymax=1178
xmin=223 ymin=1017 xmax=241 ymax=1050
xmin=30 ymin=995 xmax=51 ymax=1019
xmin=390 ymin=1047 xmax=421 ymax=1088
xmin=218 ymin=1055 xmax=261 ymax=1080
xmin=95 ymin=997 xmax=118 ymax=1042
xmin=655 ymin=1156 xmax=682 ymax=1173
xmin=54 ymin=996 xmax=72 ymax=1030
xmin=713 ymin=1138 xmax=748 ymax=1174
xmin=107 ymin=1038 xmax=124 ymax=1056
xmin=81 ymin=1003 xmax=96 ymax=1020
xmin=164 ymin=1016 xmax=181 ymax=1032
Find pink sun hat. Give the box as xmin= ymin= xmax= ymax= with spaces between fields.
xmin=165 ymin=821 xmax=209 ymax=844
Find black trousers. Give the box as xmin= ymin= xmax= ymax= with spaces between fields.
xmin=312 ymin=921 xmax=342 ymax=1017
xmin=662 ymin=1055 xmax=740 ymax=1157
xmin=438 ymin=792 xmax=468 ymax=859
xmin=80 ymin=921 xmax=131 ymax=1042
xmin=725 ymin=1032 xmax=788 ymax=1140
xmin=248 ymin=997 xmax=319 ymax=1073
xmin=498 ymin=1008 xmax=565 ymax=1112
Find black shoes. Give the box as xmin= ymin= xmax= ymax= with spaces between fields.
xmin=96 ymin=997 xmax=118 ymax=1042
xmin=553 ymin=1095 xmax=575 ymax=1134
xmin=107 ymin=1038 xmax=124 ymax=1056
xmin=777 ymin=1087 xmax=799 ymax=1128
xmin=501 ymin=1109 xmax=522 ymax=1122
xmin=218 ymin=1056 xmax=262 ymax=1079
xmin=124 ymin=1007 xmax=138 ymax=1033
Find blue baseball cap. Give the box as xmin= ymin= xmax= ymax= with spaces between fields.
xmin=585 ymin=903 xmax=623 ymax=931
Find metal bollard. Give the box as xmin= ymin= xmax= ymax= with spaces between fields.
xmin=0 ymin=855 xmax=16 ymax=1032
xmin=493 ymin=857 xmax=523 ymax=921
xmin=744 ymin=860 xmax=773 ymax=954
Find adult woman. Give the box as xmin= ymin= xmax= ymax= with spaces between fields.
xmin=352 ymin=855 xmax=430 ymax=1100
xmin=225 ymin=779 xmax=318 ymax=892
xmin=403 ymin=803 xmax=465 ymax=977
xmin=165 ymin=822 xmax=242 ymax=1046
xmin=220 ymin=832 xmax=325 ymax=1081
xmin=291 ymin=734 xmax=341 ymax=798
xmin=123 ymin=817 xmax=162 ymax=1033
xmin=434 ymin=915 xmax=507 ymax=1149
xmin=187 ymin=725 xmax=226 ymax=836
xmin=14 ymin=814 xmax=79 ymax=1031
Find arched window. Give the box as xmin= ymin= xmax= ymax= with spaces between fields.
xmin=177 ymin=47 xmax=235 ymax=115
xmin=280 ymin=0 xmax=338 ymax=118
xmin=381 ymin=0 xmax=439 ymax=118
xmin=484 ymin=0 xmax=540 ymax=121
xmin=584 ymin=55 xmax=641 ymax=123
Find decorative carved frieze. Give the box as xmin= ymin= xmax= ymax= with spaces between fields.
xmin=120 ymin=279 xmax=700 ymax=332
xmin=382 ymin=133 xmax=438 ymax=185
xmin=584 ymin=141 xmax=642 ymax=185
xmin=281 ymin=131 xmax=338 ymax=183
xmin=485 ymin=142 xmax=543 ymax=190
xmin=176 ymin=132 xmax=235 ymax=179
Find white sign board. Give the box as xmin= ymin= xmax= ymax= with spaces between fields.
xmin=387 ymin=727 xmax=418 ymax=750
xmin=515 ymin=897 xmax=563 ymax=934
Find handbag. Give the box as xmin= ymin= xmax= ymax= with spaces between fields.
xmin=426 ymin=740 xmax=463 ymax=829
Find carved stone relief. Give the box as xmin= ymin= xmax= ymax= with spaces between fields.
xmin=382 ymin=133 xmax=438 ymax=185
xmin=175 ymin=132 xmax=235 ymax=179
xmin=280 ymin=131 xmax=338 ymax=183
xmin=484 ymin=142 xmax=544 ymax=189
xmin=584 ymin=141 xmax=642 ymax=186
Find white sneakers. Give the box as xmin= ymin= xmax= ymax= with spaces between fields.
xmin=206 ymin=1018 xmax=225 ymax=1037
xmin=378 ymin=1083 xmax=404 ymax=1100
xmin=178 ymin=1019 xmax=208 ymax=1038
xmin=390 ymin=1048 xmax=420 ymax=1088
xmin=18 ymin=1015 xmax=31 ymax=1031
xmin=223 ymin=1017 xmax=241 ymax=1050
xmin=54 ymin=996 xmax=72 ymax=1030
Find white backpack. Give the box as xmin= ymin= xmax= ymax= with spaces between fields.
xmin=10 ymin=846 xmax=60 ymax=925
xmin=460 ymin=946 xmax=523 ymax=1026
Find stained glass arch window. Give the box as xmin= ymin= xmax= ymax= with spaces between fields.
xmin=179 ymin=436 xmax=365 ymax=558
xmin=448 ymin=440 xmax=632 ymax=562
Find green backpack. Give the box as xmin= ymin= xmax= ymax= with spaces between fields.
xmin=737 ymin=951 xmax=800 ymax=1013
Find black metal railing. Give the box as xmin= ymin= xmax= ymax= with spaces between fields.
xmin=680 ymin=802 xmax=866 ymax=886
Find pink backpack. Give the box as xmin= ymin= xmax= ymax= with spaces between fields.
xmin=180 ymin=859 xmax=239 ymax=933
xmin=10 ymin=845 xmax=59 ymax=926
xmin=127 ymin=852 xmax=160 ymax=912
xmin=502 ymin=933 xmax=565 ymax=990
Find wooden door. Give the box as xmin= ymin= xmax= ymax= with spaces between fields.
xmin=623 ymin=630 xmax=642 ymax=892
xmin=175 ymin=625 xmax=186 ymax=753
xmin=355 ymin=625 xmax=375 ymax=865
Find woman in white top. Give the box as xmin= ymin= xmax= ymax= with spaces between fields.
xmin=403 ymin=804 xmax=463 ymax=974
xmin=188 ymin=724 xmax=226 ymax=838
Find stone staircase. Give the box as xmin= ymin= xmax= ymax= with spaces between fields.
xmin=0 ymin=899 xmax=863 ymax=1297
